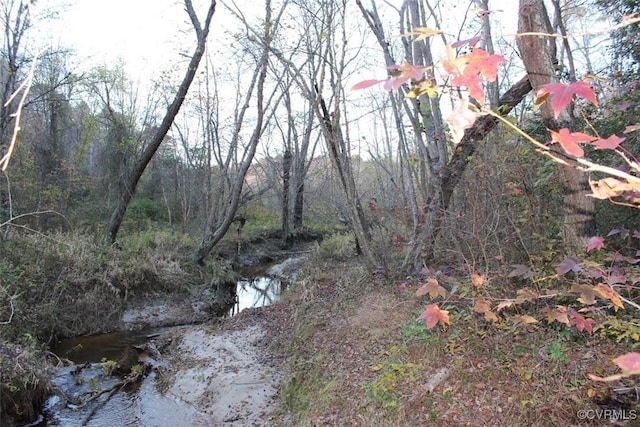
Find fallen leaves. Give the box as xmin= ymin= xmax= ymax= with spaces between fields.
xmin=417 ymin=304 xmax=450 ymax=329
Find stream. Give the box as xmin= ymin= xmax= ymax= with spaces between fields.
xmin=36 ymin=273 xmax=284 ymax=427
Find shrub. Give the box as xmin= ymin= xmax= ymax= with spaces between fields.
xmin=313 ymin=232 xmax=356 ymax=261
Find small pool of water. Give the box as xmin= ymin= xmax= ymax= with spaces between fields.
xmin=228 ymin=275 xmax=284 ymax=316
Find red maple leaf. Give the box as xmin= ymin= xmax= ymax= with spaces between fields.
xmin=536 ymin=81 xmax=598 ymax=118
xmin=462 ymin=48 xmax=507 ymax=82
xmin=586 ymin=236 xmax=605 ymax=252
xmin=417 ymin=304 xmax=450 ymax=329
xmin=549 ymin=128 xmax=596 ymax=158
xmin=570 ymin=313 xmax=597 ymax=334
xmin=592 ymin=134 xmax=626 ymax=150
xmin=451 ymin=73 xmax=484 ymax=100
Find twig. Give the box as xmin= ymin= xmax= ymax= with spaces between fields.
xmin=1 ymin=50 xmax=41 ymax=171
xmin=509 ymin=15 xmax=640 ymax=40
xmin=0 ymin=299 xmax=14 ymax=324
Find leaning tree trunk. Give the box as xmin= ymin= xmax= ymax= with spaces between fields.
xmin=108 ymin=0 xmax=216 ymax=243
xmin=316 ymin=90 xmax=379 ymax=269
xmin=517 ymin=0 xmax=595 ymax=247
xmin=402 ymin=76 xmax=534 ymax=272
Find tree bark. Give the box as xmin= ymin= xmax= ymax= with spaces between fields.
xmin=517 ymin=0 xmax=595 ymax=245
xmin=282 ymin=147 xmax=292 ymax=244
xmin=108 ymin=0 xmax=217 ymax=243
xmin=316 ymin=88 xmax=379 ymax=269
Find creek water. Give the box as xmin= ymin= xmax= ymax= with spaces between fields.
xmin=38 ymin=274 xmax=283 ymax=427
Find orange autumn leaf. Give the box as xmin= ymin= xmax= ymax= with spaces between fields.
xmin=471 ymin=273 xmax=486 ymax=289
xmin=474 ymin=295 xmax=491 ymax=313
xmin=551 ymin=306 xmax=571 ymax=325
xmin=588 ymin=177 xmax=629 ymax=200
xmin=451 ymin=73 xmax=484 ymax=100
xmin=415 ymin=278 xmax=447 ymax=300
xmin=461 ymin=48 xmax=507 ymax=82
xmin=515 ymin=314 xmax=538 ymax=325
xmin=417 ymin=304 xmax=450 ymax=329
xmin=484 ymin=310 xmax=498 ymax=322
xmin=496 ymin=299 xmax=515 ymax=312
xmin=593 ymin=283 xmax=624 ymax=311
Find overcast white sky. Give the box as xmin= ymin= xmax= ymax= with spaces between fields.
xmin=33 ymin=0 xmax=240 ymax=77
xmin=32 ymin=0 xmax=519 ymax=73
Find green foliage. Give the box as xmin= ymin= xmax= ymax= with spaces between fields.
xmin=401 ymin=318 xmax=438 ymax=345
xmin=313 ymin=232 xmax=356 ymax=261
xmin=598 ymin=317 xmax=640 ymax=347
xmin=101 ymin=359 xmax=119 ymax=376
xmin=242 ymin=201 xmax=279 ymax=233
xmin=596 ymin=0 xmax=640 ymax=76
xmin=282 ymin=358 xmax=336 ymax=415
xmin=367 ymin=345 xmax=423 ymax=410
xmin=546 ymin=339 xmax=570 ymax=365
xmin=126 ymin=197 xmax=168 ymax=225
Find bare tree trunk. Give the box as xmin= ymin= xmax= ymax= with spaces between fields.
xmin=108 ymin=0 xmax=216 ymax=243
xmin=517 ymin=0 xmax=595 ymax=247
xmin=193 ymin=0 xmax=278 ymax=264
xmin=316 ymin=88 xmax=378 ymax=268
xmin=476 ymin=0 xmax=499 ymax=108
xmin=282 ymin=147 xmax=292 ymax=244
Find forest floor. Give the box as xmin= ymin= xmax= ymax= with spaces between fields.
xmin=5 ymin=234 xmax=639 ymax=426
xmin=153 ymin=252 xmax=639 ymax=427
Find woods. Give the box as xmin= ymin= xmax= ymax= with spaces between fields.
xmin=2 ymin=0 xmax=640 ymax=425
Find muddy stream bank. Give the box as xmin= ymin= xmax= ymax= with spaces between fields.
xmin=38 ymin=255 xmax=307 ymax=427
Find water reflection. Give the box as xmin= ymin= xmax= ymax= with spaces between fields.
xmin=228 ymin=276 xmax=284 ymax=316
